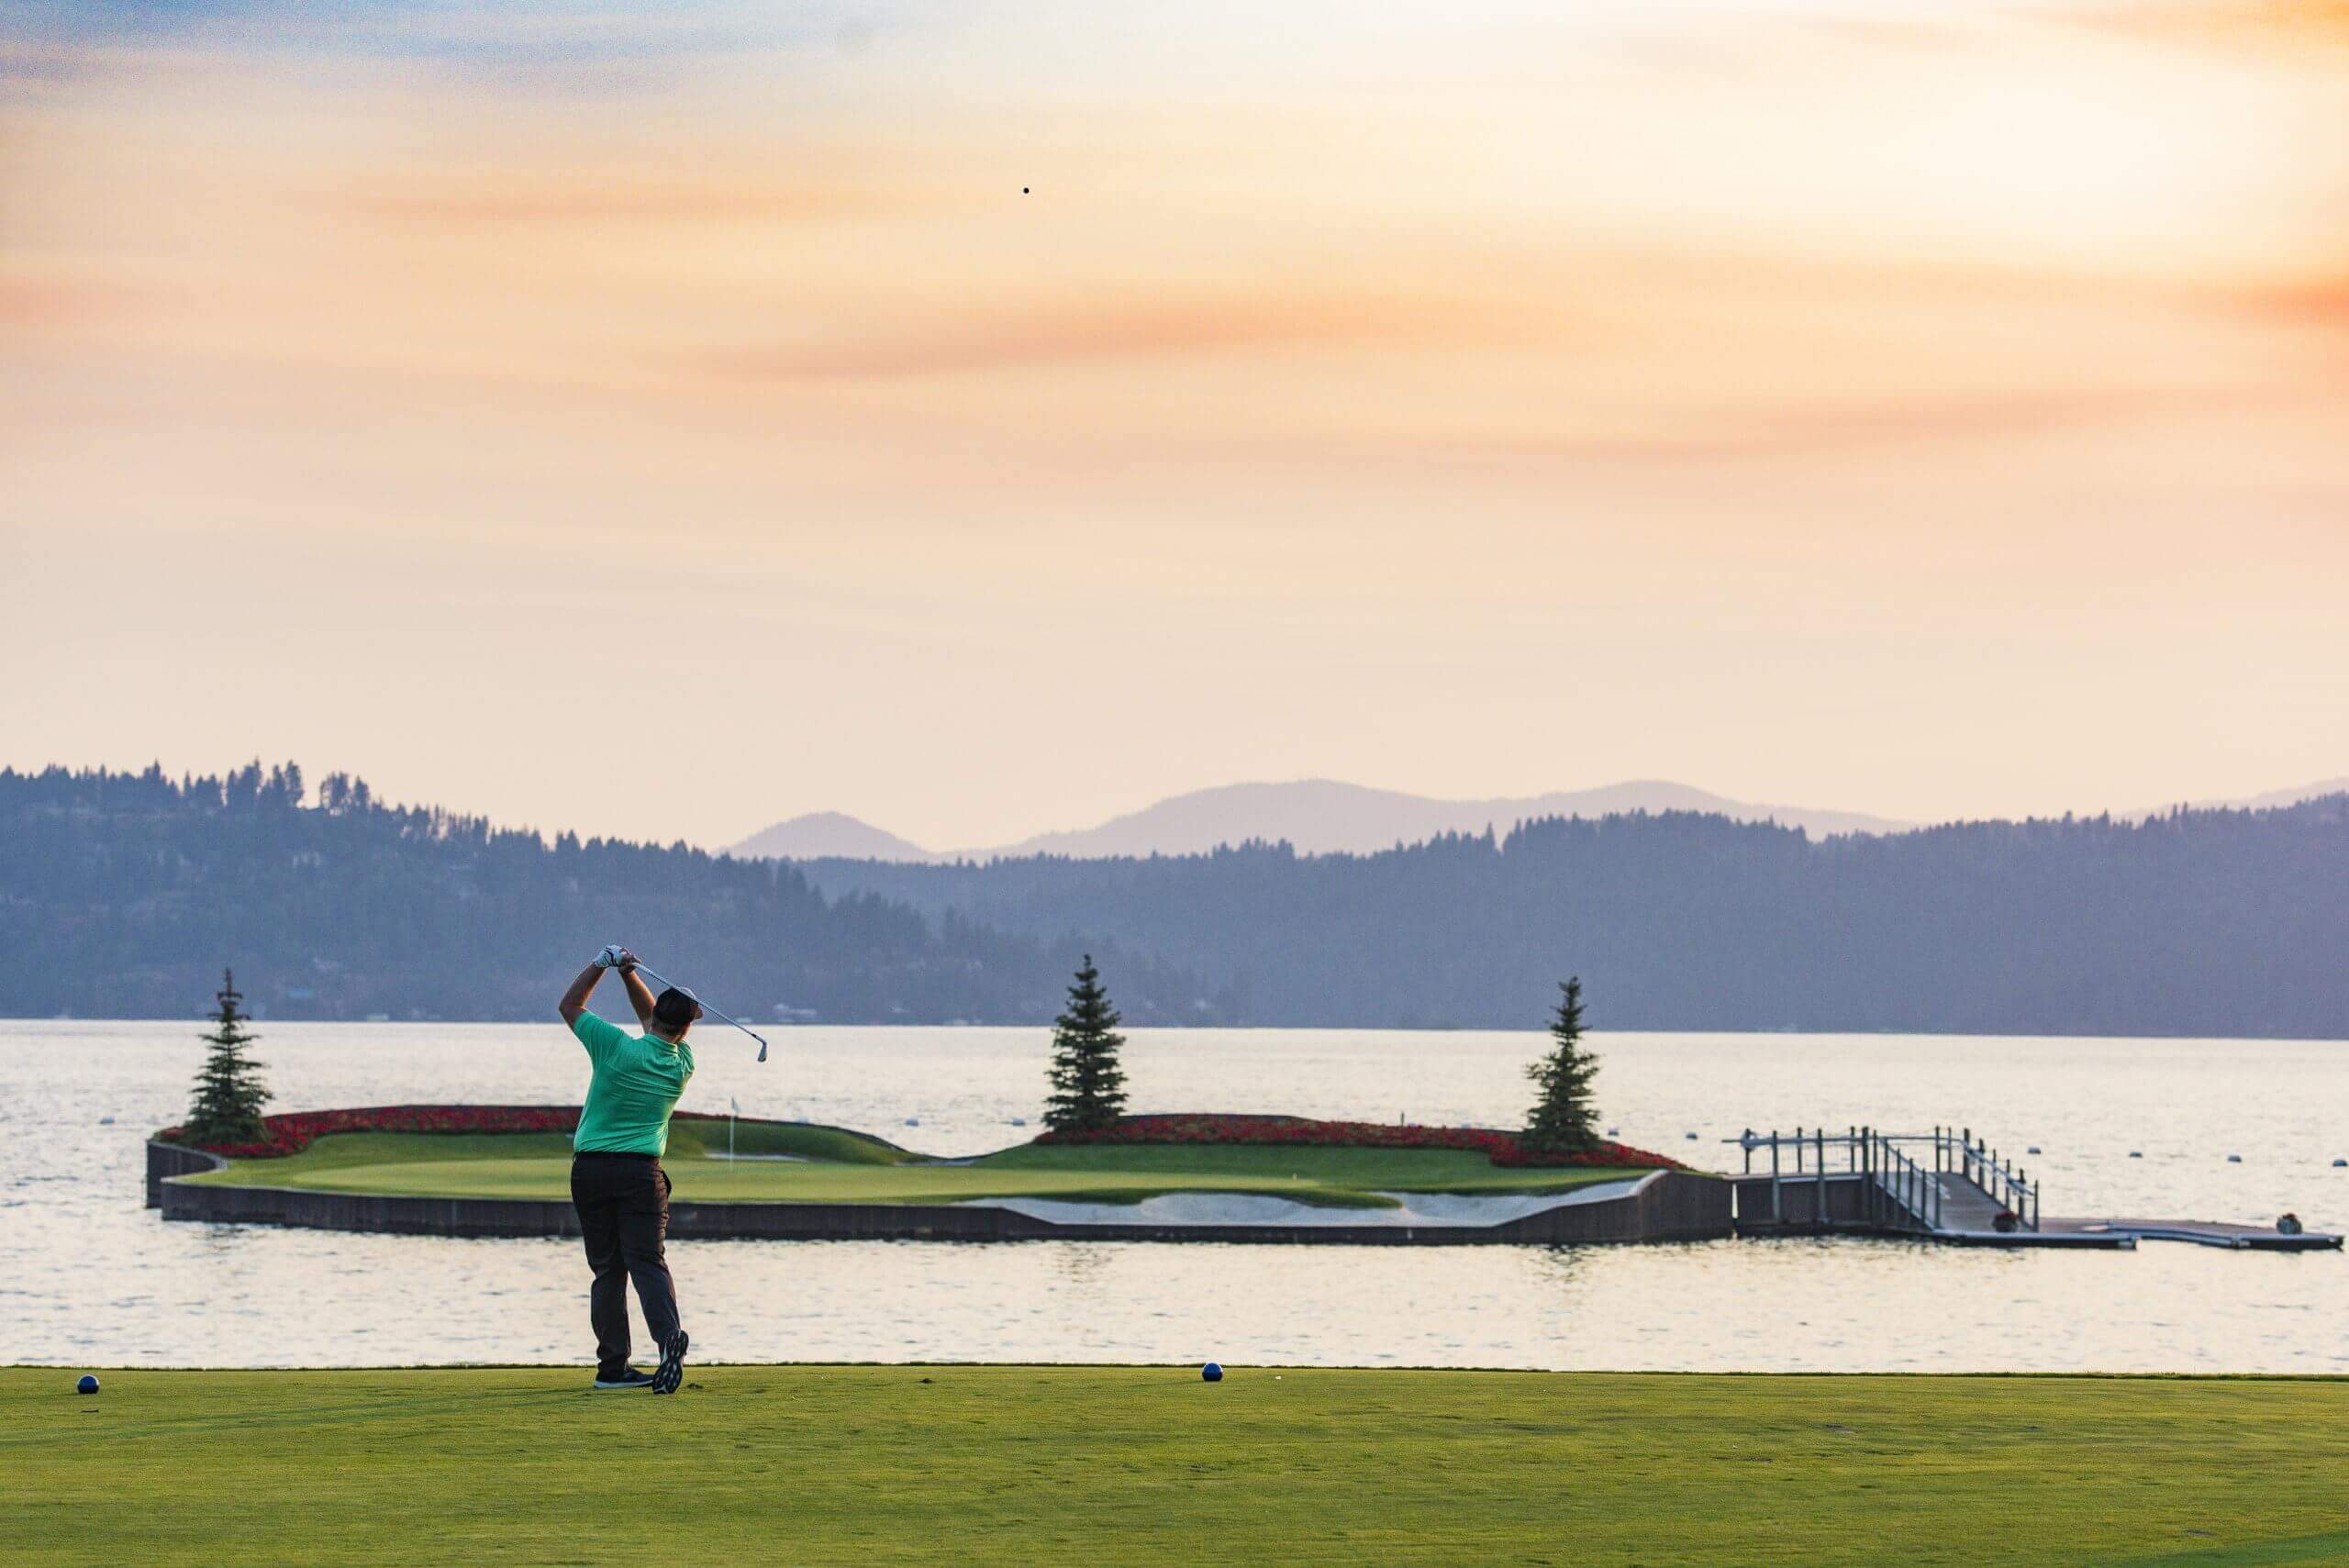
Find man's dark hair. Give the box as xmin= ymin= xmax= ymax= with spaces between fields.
xmin=652 ymin=987 xmax=702 ymax=1032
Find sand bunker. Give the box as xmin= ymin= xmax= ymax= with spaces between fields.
xmin=972 ymin=1173 xmax=1653 ymax=1229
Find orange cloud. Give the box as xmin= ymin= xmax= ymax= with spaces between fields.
xmin=2245 ymin=273 xmax=2349 ymax=329
xmin=2084 ymin=0 xmax=2349 ymax=54
xmin=0 ymin=277 xmax=86 ymax=327
xmin=685 ymin=289 xmax=1487 ymax=381
xmin=0 ymin=273 xmax=153 ymax=333
xmin=348 ymin=173 xmax=900 ymax=228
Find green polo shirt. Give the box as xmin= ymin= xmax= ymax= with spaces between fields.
xmin=570 ymin=1009 xmax=695 ymax=1156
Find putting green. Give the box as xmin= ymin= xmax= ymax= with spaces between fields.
xmin=184 ymin=1128 xmax=1648 ymax=1207
xmin=6 ymin=1368 xmax=2344 ymax=1566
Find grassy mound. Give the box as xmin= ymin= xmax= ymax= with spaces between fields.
xmin=7 ymin=1367 xmax=2345 ymax=1565
xmin=153 ymin=1106 xmax=919 ymax=1163
xmin=1037 ymin=1112 xmax=1679 ymax=1170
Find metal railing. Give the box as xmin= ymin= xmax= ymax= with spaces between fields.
xmin=1731 ymin=1125 xmax=2039 ymax=1234
xmin=1872 ymin=1133 xmax=1943 ymax=1231
xmin=1943 ymin=1125 xmax=2040 ymax=1230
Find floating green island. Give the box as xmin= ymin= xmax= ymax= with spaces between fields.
xmin=176 ymin=1109 xmax=1674 ymax=1210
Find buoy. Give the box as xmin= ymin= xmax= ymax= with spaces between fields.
xmin=2129 ymin=1151 xmax=2143 ymax=1159
xmin=904 ymin=1118 xmax=919 ymax=1128
xmin=2228 ymin=1154 xmax=2242 ymax=1163
xmin=2332 ymin=1159 xmax=2345 ymax=1168
xmin=2026 ymin=1146 xmax=2040 ymax=1155
xmin=1009 ymin=1118 xmax=1026 ymax=1128
xmin=1606 ymin=1128 xmax=1619 ymax=1137
xmin=98 ymin=1117 xmax=115 ymax=1126
xmin=1685 ymin=1132 xmax=1698 ymax=1141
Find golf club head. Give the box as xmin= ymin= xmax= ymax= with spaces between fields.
xmin=756 ymin=1040 xmax=768 ymax=1062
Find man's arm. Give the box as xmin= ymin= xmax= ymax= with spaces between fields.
xmin=619 ymin=961 xmax=658 ymax=1029
xmin=558 ymin=961 xmax=606 ymax=1025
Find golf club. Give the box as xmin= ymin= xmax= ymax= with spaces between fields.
xmin=629 ymin=960 xmax=770 ymax=1062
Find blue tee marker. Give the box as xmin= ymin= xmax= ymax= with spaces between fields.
xmin=1201 ymin=1362 xmax=1223 ymax=1383
xmin=76 ymin=1374 xmax=99 ymax=1395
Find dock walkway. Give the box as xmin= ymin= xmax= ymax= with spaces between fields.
xmin=1731 ymin=1126 xmax=2340 ymax=1251
xmin=2039 ymin=1217 xmax=2343 ymax=1251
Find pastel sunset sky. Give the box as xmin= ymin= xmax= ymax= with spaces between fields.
xmin=4 ymin=0 xmax=2343 ymax=848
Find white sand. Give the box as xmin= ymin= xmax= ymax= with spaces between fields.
xmin=970 ymin=1173 xmax=1656 ymax=1229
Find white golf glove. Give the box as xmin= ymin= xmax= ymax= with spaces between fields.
xmin=594 ymin=944 xmax=634 ymax=970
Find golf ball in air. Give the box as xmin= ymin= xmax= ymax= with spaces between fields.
xmin=1201 ymin=1362 xmax=1223 ymax=1383
xmin=76 ymin=1374 xmax=99 ymax=1395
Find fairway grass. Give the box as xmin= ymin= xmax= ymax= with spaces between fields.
xmin=6 ymin=1368 xmax=2346 ymax=1566
xmin=184 ymin=1129 xmax=1646 ymax=1207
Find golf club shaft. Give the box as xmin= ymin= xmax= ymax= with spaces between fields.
xmin=629 ymin=962 xmax=770 ymax=1062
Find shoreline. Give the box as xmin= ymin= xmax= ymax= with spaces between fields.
xmin=14 ymin=1364 xmax=2349 ymax=1377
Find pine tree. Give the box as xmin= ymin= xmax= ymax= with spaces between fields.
xmin=184 ymin=969 xmax=272 ymax=1146
xmin=1523 ymin=975 xmax=1600 ymax=1154
xmin=1044 ymin=954 xmax=1129 ymax=1134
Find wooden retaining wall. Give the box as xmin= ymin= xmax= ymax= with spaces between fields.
xmin=1731 ymin=1172 xmax=1884 ymax=1232
xmin=148 ymin=1142 xmax=1732 ymax=1246
xmin=147 ymin=1140 xmax=228 ymax=1207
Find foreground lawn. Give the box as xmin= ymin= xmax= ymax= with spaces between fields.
xmin=6 ymin=1368 xmax=2345 ymax=1566
xmin=186 ymin=1129 xmax=1644 ymax=1207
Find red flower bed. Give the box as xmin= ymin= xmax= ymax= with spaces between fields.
xmin=159 ymin=1106 xmax=1681 ymax=1170
xmin=156 ymin=1104 xmax=733 ymax=1160
xmin=1035 ymin=1113 xmax=1682 ymax=1170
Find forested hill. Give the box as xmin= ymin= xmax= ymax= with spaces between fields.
xmin=8 ymin=764 xmax=2344 ymax=1035
xmin=796 ymin=799 xmax=2349 ymax=1038
xmin=0 ymin=764 xmax=1219 ymax=1023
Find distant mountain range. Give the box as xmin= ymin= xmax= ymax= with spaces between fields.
xmin=772 ymin=794 xmax=2349 ymax=1036
xmin=734 ymin=810 xmax=937 ymax=862
xmin=12 ymin=763 xmax=2344 ymax=1035
xmin=729 ymin=775 xmax=2349 ymax=863
xmin=729 ymin=779 xmax=1914 ymax=862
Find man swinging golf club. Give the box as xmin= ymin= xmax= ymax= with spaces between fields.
xmin=559 ymin=944 xmax=698 ymax=1394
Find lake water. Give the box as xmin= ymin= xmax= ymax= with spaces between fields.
xmin=5 ymin=1021 xmax=2343 ymax=1373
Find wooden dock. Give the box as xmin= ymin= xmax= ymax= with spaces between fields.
xmin=1730 ymin=1127 xmax=2341 ymax=1251
xmin=2038 ymin=1217 xmax=2343 ymax=1251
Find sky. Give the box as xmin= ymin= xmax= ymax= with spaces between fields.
xmin=4 ymin=0 xmax=2344 ymax=850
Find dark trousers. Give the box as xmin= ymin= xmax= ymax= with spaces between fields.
xmin=571 ymin=1152 xmax=681 ymax=1377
